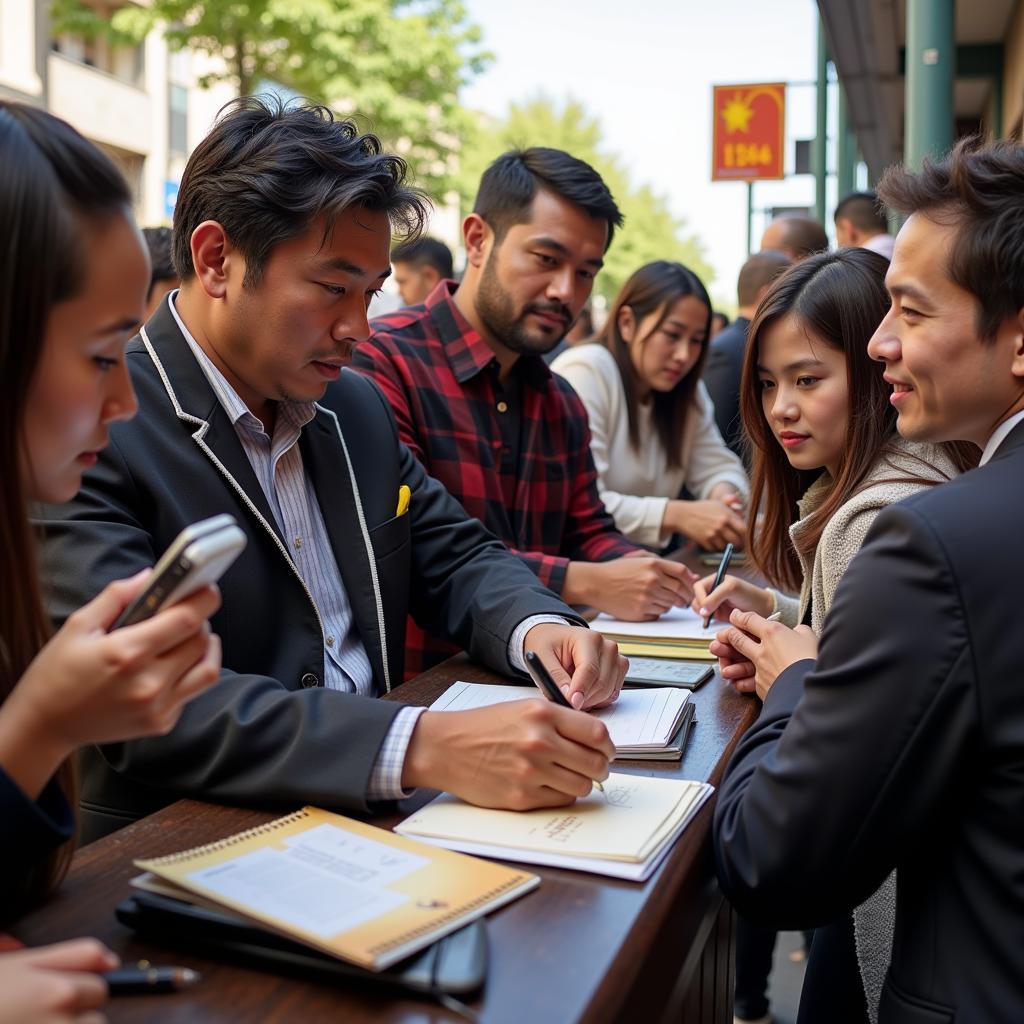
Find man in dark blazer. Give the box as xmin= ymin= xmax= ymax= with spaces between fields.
xmin=711 ymin=141 xmax=1024 ymax=1021
xmin=35 ymin=97 xmax=624 ymax=843
xmin=702 ymin=250 xmax=789 ymax=457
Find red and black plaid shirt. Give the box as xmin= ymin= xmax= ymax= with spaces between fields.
xmin=355 ymin=280 xmax=637 ymax=677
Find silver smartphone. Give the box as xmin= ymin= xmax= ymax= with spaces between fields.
xmin=110 ymin=514 xmax=247 ymax=630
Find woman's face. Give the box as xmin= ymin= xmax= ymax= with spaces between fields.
xmin=757 ymin=313 xmax=850 ymax=477
xmin=22 ymin=212 xmax=147 ymax=503
xmin=627 ymin=295 xmax=709 ymax=395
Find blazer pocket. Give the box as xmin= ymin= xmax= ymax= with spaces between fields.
xmin=369 ymin=512 xmax=411 ymax=561
xmin=879 ymin=977 xmax=954 ymax=1023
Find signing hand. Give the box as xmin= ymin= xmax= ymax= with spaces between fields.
xmin=564 ymin=557 xmax=698 ymax=620
xmin=522 ymin=622 xmax=626 ymax=709
xmin=691 ymin=572 xmax=774 ymax=625
xmin=716 ymin=610 xmax=818 ymax=700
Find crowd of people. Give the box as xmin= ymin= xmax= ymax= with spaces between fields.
xmin=1 ymin=92 xmax=1021 ymax=1024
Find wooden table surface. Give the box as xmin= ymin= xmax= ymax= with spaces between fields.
xmin=14 ymin=554 xmax=762 ymax=1023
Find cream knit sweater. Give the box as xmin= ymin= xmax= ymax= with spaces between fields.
xmin=768 ymin=436 xmax=962 ymax=1024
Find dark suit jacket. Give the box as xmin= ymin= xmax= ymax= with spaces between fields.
xmin=714 ymin=421 xmax=1024 ymax=1023
xmin=703 ymin=317 xmax=749 ymax=458
xmin=35 ymin=300 xmax=584 ymax=841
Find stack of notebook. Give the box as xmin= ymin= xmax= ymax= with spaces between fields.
xmin=591 ymin=605 xmax=721 ymax=661
xmin=430 ymin=681 xmax=695 ymax=761
xmin=397 ymin=773 xmax=714 ymax=881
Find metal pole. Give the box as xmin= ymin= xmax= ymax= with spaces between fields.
xmin=836 ymin=85 xmax=855 ymax=201
xmin=905 ymin=0 xmax=954 ymax=169
xmin=813 ymin=17 xmax=828 ymax=224
xmin=746 ymin=181 xmax=754 ymax=255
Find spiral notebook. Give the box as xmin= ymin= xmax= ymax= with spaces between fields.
xmin=132 ymin=806 xmax=539 ymax=971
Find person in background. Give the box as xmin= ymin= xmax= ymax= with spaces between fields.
xmin=552 ymin=261 xmax=748 ymax=552
xmin=357 ymin=148 xmax=698 ymax=676
xmin=702 ymin=233 xmax=986 ymax=1021
xmin=390 ymin=236 xmax=454 ymax=307
xmin=141 ymin=226 xmax=180 ymax=320
xmin=834 ymin=190 xmax=895 ymax=261
xmin=704 ymin=251 xmax=790 ymax=456
xmin=710 ymin=310 xmax=730 ymax=338
xmin=760 ymin=214 xmax=828 ymax=262
xmin=0 ymin=102 xmax=222 ymax=1019
xmin=544 ymin=304 xmax=593 ymax=364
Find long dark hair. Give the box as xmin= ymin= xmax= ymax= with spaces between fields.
xmin=0 ymin=101 xmax=131 ymax=909
xmin=599 ymin=261 xmax=713 ymax=469
xmin=741 ymin=248 xmax=977 ymax=592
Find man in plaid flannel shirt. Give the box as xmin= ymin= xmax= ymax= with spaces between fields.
xmin=356 ymin=147 xmax=697 ymax=676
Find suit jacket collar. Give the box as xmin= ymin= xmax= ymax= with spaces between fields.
xmin=987 ymin=414 xmax=1024 ymax=464
xmin=137 ymin=298 xmax=389 ymax=690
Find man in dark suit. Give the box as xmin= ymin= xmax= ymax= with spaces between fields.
xmin=711 ymin=140 xmax=1024 ymax=1021
xmin=35 ymin=97 xmax=624 ymax=842
xmin=702 ymin=250 xmax=790 ymax=456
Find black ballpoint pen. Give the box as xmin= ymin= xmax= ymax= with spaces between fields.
xmin=702 ymin=542 xmax=735 ymax=629
xmin=524 ymin=650 xmax=605 ymax=793
xmin=104 ymin=961 xmax=201 ymax=995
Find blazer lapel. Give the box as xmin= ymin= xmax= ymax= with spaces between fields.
xmin=301 ymin=415 xmax=387 ymax=691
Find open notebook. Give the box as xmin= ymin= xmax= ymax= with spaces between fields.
xmin=396 ymin=774 xmax=714 ymax=882
xmin=591 ymin=606 xmax=720 ymax=661
xmin=430 ymin=681 xmax=694 ymax=760
xmin=132 ymin=806 xmax=539 ymax=970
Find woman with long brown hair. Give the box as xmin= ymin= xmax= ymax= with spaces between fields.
xmin=0 ymin=102 xmax=222 ymax=1018
xmin=552 ymin=261 xmax=748 ymax=551
xmin=693 ymin=246 xmax=976 ymax=1024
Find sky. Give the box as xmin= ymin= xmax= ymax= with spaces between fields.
xmin=460 ymin=0 xmax=828 ymax=307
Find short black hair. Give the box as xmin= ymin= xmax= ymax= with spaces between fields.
xmin=473 ymin=147 xmax=622 ymax=251
xmin=142 ymin=226 xmax=176 ymax=292
xmin=878 ymin=138 xmax=1024 ymax=340
xmin=390 ymin=236 xmax=453 ymax=278
xmin=173 ymin=95 xmax=429 ymax=286
xmin=738 ymin=250 xmax=791 ymax=307
xmin=834 ymin=191 xmax=888 ymax=234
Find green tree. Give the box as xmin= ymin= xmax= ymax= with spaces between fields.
xmin=51 ymin=0 xmax=490 ymax=196
xmin=455 ymin=94 xmax=713 ymax=301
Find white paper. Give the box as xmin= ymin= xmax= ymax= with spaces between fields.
xmin=591 ymin=605 xmax=719 ymax=642
xmin=187 ymin=841 xmax=410 ymax=937
xmin=430 ymin=681 xmax=689 ymax=750
xmin=282 ymin=822 xmax=429 ymax=885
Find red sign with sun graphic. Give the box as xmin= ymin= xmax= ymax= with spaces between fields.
xmin=712 ymin=83 xmax=786 ymax=181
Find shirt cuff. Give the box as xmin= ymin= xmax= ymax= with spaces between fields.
xmin=366 ymin=705 xmax=428 ymax=801
xmin=509 ymin=614 xmax=575 ymax=673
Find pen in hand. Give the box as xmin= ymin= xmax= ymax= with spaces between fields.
xmin=104 ymin=961 xmax=201 ymax=996
xmin=702 ymin=542 xmax=735 ymax=630
xmin=524 ymin=651 xmax=605 ymax=793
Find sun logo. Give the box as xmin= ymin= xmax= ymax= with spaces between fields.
xmin=721 ymin=95 xmax=755 ymax=134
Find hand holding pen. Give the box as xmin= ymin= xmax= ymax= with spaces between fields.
xmin=702 ymin=543 xmax=735 ymax=629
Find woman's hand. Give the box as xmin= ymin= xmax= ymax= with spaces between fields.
xmin=716 ymin=610 xmax=819 ymax=700
xmin=691 ymin=573 xmax=774 ymax=624
xmin=0 ymin=571 xmax=222 ymax=799
xmin=0 ymin=938 xmax=117 ymax=1024
xmin=666 ymin=499 xmax=746 ymax=550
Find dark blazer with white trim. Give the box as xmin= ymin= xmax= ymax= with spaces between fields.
xmin=713 ymin=420 xmax=1024 ymax=1023
xmin=35 ymin=299 xmax=584 ymax=842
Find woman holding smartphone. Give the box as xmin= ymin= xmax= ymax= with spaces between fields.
xmin=0 ymin=102 xmax=222 ymax=1020
xmin=551 ymin=261 xmax=748 ymax=552
xmin=692 ymin=248 xmax=975 ymax=1024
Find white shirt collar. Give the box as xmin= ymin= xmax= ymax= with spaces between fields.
xmin=979 ymin=409 xmax=1024 ymax=466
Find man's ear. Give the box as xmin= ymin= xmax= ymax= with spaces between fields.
xmin=462 ymin=213 xmax=492 ymax=270
xmin=1010 ymin=307 xmax=1024 ymax=380
xmin=617 ymin=305 xmax=636 ymax=342
xmin=189 ymin=221 xmax=236 ymax=299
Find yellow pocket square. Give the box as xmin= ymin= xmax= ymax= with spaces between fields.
xmin=395 ymin=484 xmax=411 ymax=517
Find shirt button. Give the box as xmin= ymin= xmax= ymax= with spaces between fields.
xmin=326 ymin=635 xmax=335 ymax=647
xmin=300 ymin=672 xmax=319 ymax=689
xmin=294 ymin=537 xmax=303 ymax=549
xmin=496 ymin=401 xmax=508 ymax=413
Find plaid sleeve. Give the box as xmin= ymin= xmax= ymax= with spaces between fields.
xmin=556 ymin=385 xmax=639 ymax=563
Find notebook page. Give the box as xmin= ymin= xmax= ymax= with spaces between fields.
xmin=431 ymin=682 xmax=688 ymax=748
xmin=591 ymin=605 xmax=719 ymax=642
